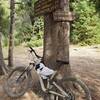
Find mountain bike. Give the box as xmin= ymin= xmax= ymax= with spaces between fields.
xmin=3 ymin=46 xmax=92 ymax=100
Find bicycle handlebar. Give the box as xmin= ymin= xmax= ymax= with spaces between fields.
xmin=29 ymin=47 xmax=69 ymax=64
xmin=29 ymin=46 xmax=42 ymax=59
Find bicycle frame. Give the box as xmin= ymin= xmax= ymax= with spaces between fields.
xmin=15 ymin=49 xmax=70 ymax=99
xmin=28 ymin=65 xmax=69 ymax=99
xmin=16 ymin=47 xmax=70 ymax=99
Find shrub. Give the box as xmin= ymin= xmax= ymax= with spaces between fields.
xmin=70 ymin=0 xmax=100 ymax=45
xmin=27 ymin=39 xmax=43 ymax=47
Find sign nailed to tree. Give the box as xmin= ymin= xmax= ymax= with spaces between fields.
xmin=53 ymin=11 xmax=75 ymax=21
xmin=34 ymin=0 xmax=60 ymax=16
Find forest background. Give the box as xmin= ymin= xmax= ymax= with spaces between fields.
xmin=0 ymin=0 xmax=100 ymax=47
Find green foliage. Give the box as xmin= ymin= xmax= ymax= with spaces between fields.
xmin=0 ymin=0 xmax=9 ymax=47
xmin=70 ymin=0 xmax=100 ymax=45
xmin=0 ymin=0 xmax=9 ymax=36
xmin=1 ymin=0 xmax=100 ymax=47
xmin=27 ymin=38 xmax=43 ymax=47
xmin=34 ymin=17 xmax=44 ymax=38
xmin=14 ymin=17 xmax=43 ymax=46
xmin=14 ymin=0 xmax=43 ymax=47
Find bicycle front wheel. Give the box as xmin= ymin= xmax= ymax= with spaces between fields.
xmin=58 ymin=77 xmax=92 ymax=100
xmin=3 ymin=67 xmax=30 ymax=98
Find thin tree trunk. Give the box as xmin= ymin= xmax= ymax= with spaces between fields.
xmin=8 ymin=0 xmax=15 ymax=67
xmin=0 ymin=12 xmax=8 ymax=75
xmin=0 ymin=34 xmax=8 ymax=75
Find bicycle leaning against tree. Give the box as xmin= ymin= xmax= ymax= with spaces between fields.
xmin=4 ymin=46 xmax=92 ymax=100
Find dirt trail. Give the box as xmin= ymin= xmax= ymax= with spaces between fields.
xmin=70 ymin=45 xmax=100 ymax=100
xmin=0 ymin=45 xmax=100 ymax=100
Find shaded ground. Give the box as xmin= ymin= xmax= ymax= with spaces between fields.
xmin=0 ymin=45 xmax=100 ymax=100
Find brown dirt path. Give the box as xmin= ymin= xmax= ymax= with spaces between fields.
xmin=70 ymin=45 xmax=100 ymax=100
xmin=0 ymin=45 xmax=100 ymax=100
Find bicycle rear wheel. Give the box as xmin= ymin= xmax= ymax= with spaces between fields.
xmin=60 ymin=77 xmax=92 ymax=100
xmin=49 ymin=77 xmax=92 ymax=100
xmin=49 ymin=91 xmax=74 ymax=100
xmin=4 ymin=67 xmax=30 ymax=98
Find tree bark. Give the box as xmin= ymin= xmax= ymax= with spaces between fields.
xmin=0 ymin=32 xmax=8 ymax=75
xmin=43 ymin=14 xmax=59 ymax=70
xmin=0 ymin=27 xmax=7 ymax=75
xmin=43 ymin=0 xmax=71 ymax=78
xmin=8 ymin=0 xmax=15 ymax=67
xmin=57 ymin=22 xmax=71 ymax=77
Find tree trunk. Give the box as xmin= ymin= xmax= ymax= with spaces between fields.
xmin=0 ymin=32 xmax=6 ymax=75
xmin=57 ymin=22 xmax=71 ymax=77
xmin=43 ymin=0 xmax=71 ymax=78
xmin=0 ymin=11 xmax=8 ymax=75
xmin=43 ymin=14 xmax=59 ymax=70
xmin=8 ymin=0 xmax=15 ymax=67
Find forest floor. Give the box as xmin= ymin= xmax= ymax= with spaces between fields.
xmin=0 ymin=45 xmax=100 ymax=100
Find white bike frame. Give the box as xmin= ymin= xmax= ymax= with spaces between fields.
xmin=30 ymin=68 xmax=69 ymax=99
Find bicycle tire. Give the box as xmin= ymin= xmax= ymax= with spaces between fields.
xmin=3 ymin=67 xmax=31 ymax=98
xmin=62 ymin=77 xmax=92 ymax=100
xmin=48 ymin=87 xmax=75 ymax=100
xmin=48 ymin=77 xmax=92 ymax=100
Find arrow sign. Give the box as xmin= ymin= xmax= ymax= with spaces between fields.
xmin=34 ymin=0 xmax=60 ymax=17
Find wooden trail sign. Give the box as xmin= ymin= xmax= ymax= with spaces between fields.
xmin=53 ymin=11 xmax=75 ymax=21
xmin=34 ymin=0 xmax=60 ymax=17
